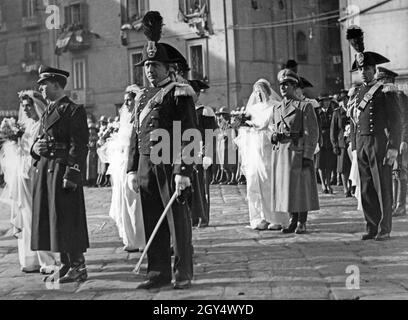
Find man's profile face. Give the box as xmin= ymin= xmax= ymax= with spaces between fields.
xmin=144 ymin=60 xmax=169 ymax=86
xmin=279 ymin=81 xmax=296 ymax=99
xmin=359 ymin=65 xmax=376 ymax=83
xmin=39 ymin=80 xmax=57 ymax=101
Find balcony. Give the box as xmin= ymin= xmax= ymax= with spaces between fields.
xmin=21 ymin=60 xmax=41 ymax=74
xmin=69 ymin=89 xmax=94 ymax=106
xmin=55 ymin=25 xmax=92 ymax=55
xmin=22 ymin=15 xmax=41 ymax=29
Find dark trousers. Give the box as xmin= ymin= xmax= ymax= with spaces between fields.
xmin=138 ymin=155 xmax=193 ymax=282
xmin=357 ymin=135 xmax=393 ymax=235
xmin=191 ymin=165 xmax=210 ymax=226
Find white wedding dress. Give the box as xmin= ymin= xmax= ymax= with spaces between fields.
xmin=0 ymin=118 xmax=57 ymax=272
xmin=107 ymin=106 xmax=145 ymax=251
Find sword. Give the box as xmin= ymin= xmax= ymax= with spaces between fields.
xmin=133 ymin=191 xmax=178 ymax=274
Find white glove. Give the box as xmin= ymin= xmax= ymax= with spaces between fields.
xmin=203 ymin=156 xmax=213 ymax=170
xmin=174 ymin=175 xmax=191 ymax=196
xmin=400 ymin=141 xmax=408 ymax=154
xmin=384 ymin=149 xmax=398 ymax=166
xmin=127 ymin=172 xmax=138 ymax=192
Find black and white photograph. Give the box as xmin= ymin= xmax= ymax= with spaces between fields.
xmin=0 ymin=0 xmax=407 ymax=305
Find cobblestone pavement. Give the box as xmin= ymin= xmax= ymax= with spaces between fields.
xmin=0 ymin=185 xmax=407 ymax=300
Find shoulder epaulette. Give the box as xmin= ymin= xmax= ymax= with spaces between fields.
xmin=382 ymin=83 xmax=399 ymax=93
xmin=174 ymin=83 xmax=196 ymax=98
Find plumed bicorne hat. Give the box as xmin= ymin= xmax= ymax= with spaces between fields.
xmin=134 ymin=11 xmax=187 ymax=67
xmin=376 ymin=67 xmax=399 ymax=80
xmin=188 ymin=80 xmax=209 ymax=93
xmin=346 ymin=25 xmax=389 ymax=72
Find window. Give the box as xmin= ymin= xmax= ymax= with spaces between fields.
xmin=22 ymin=0 xmax=37 ymax=18
xmin=24 ymin=40 xmax=41 ymax=60
xmin=296 ymin=31 xmax=308 ymax=62
xmin=64 ymin=2 xmax=88 ymax=27
xmin=121 ymin=0 xmax=147 ymax=24
xmin=187 ymin=39 xmax=207 ymax=81
xmin=180 ymin=0 xmax=208 ymax=14
xmin=73 ymin=59 xmax=86 ymax=89
xmin=130 ymin=50 xmax=145 ymax=86
xmin=0 ymin=43 xmax=6 ymax=65
xmin=253 ymin=29 xmax=266 ymax=61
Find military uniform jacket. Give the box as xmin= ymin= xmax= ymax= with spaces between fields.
xmin=330 ymin=105 xmax=350 ymax=149
xmin=349 ymin=82 xmax=401 ymax=151
xmin=127 ymin=79 xmax=197 ymax=176
xmin=30 ymin=96 xmax=90 ymax=253
xmin=383 ymin=83 xmax=408 ymax=144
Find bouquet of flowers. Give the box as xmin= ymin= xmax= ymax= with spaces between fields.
xmin=230 ymin=109 xmax=252 ymax=129
xmin=0 ymin=118 xmax=25 ymax=142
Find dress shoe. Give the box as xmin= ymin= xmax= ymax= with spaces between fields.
xmin=295 ymin=222 xmax=307 ymax=234
xmin=255 ymin=220 xmax=270 ymax=231
xmin=173 ymin=279 xmax=191 ymax=290
xmin=375 ymin=233 xmax=390 ymax=241
xmin=268 ymin=224 xmax=282 ymax=231
xmin=361 ymin=233 xmax=376 ymax=240
xmin=328 ymin=187 xmax=334 ymax=194
xmin=57 ymin=265 xmax=87 ymax=283
xmin=322 ymin=188 xmax=329 ymax=194
xmin=42 ymin=264 xmax=70 ymax=282
xmin=137 ymin=278 xmax=171 ymax=290
xmin=227 ymin=180 xmax=238 ymax=185
xmin=21 ymin=267 xmax=40 ymax=273
xmin=282 ymin=222 xmax=297 ymax=234
xmin=345 ymin=190 xmax=352 ymax=198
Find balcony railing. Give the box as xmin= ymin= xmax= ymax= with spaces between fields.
xmin=22 ymin=15 xmax=41 ymax=28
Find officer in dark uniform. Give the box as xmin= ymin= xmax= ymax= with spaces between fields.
xmin=331 ymin=89 xmax=352 ymax=197
xmin=376 ymin=67 xmax=408 ymax=217
xmin=189 ymin=80 xmax=216 ymax=228
xmin=31 ymin=65 xmax=89 ymax=283
xmin=126 ymin=11 xmax=197 ymax=290
xmin=348 ymin=48 xmax=401 ymax=240
xmin=316 ymin=94 xmax=337 ymax=194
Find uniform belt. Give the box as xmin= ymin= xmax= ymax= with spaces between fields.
xmin=275 ymin=132 xmax=302 ymax=142
xmin=51 ymin=142 xmax=68 ymax=150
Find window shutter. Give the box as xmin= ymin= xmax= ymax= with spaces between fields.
xmin=140 ymin=0 xmax=146 ymax=15
xmin=179 ymin=0 xmax=185 ymax=12
xmin=79 ymin=2 xmax=88 ymax=29
xmin=64 ymin=6 xmax=71 ymax=26
xmin=22 ymin=0 xmax=28 ymax=18
xmin=120 ymin=0 xmax=128 ymax=24
xmin=24 ymin=42 xmax=29 ymax=60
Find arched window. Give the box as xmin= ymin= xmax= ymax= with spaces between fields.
xmin=296 ymin=31 xmax=308 ymax=62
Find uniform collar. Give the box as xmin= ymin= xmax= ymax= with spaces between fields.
xmin=154 ymin=77 xmax=172 ymax=88
xmin=363 ymin=79 xmax=377 ymax=87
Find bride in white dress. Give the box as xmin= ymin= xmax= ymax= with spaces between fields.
xmin=235 ymin=79 xmax=287 ymax=230
xmin=0 ymin=91 xmax=57 ymax=273
xmin=106 ymin=87 xmax=145 ymax=251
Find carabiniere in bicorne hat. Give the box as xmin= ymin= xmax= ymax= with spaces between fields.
xmin=346 ymin=25 xmax=390 ymax=72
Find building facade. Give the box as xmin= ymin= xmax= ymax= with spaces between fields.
xmin=0 ymin=0 xmax=345 ymax=118
xmin=0 ymin=0 xmax=53 ymax=117
xmin=339 ymin=0 xmax=408 ymax=92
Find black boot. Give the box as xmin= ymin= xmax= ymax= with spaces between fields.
xmin=58 ymin=253 xmax=87 ymax=284
xmin=282 ymin=213 xmax=298 ymax=234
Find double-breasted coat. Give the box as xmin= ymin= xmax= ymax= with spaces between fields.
xmin=127 ymin=79 xmax=197 ymax=283
xmin=270 ymin=99 xmax=320 ymax=212
xmin=30 ymin=96 xmax=89 ymax=253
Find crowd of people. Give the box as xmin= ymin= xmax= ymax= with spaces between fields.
xmin=0 ymin=12 xmax=406 ymax=291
